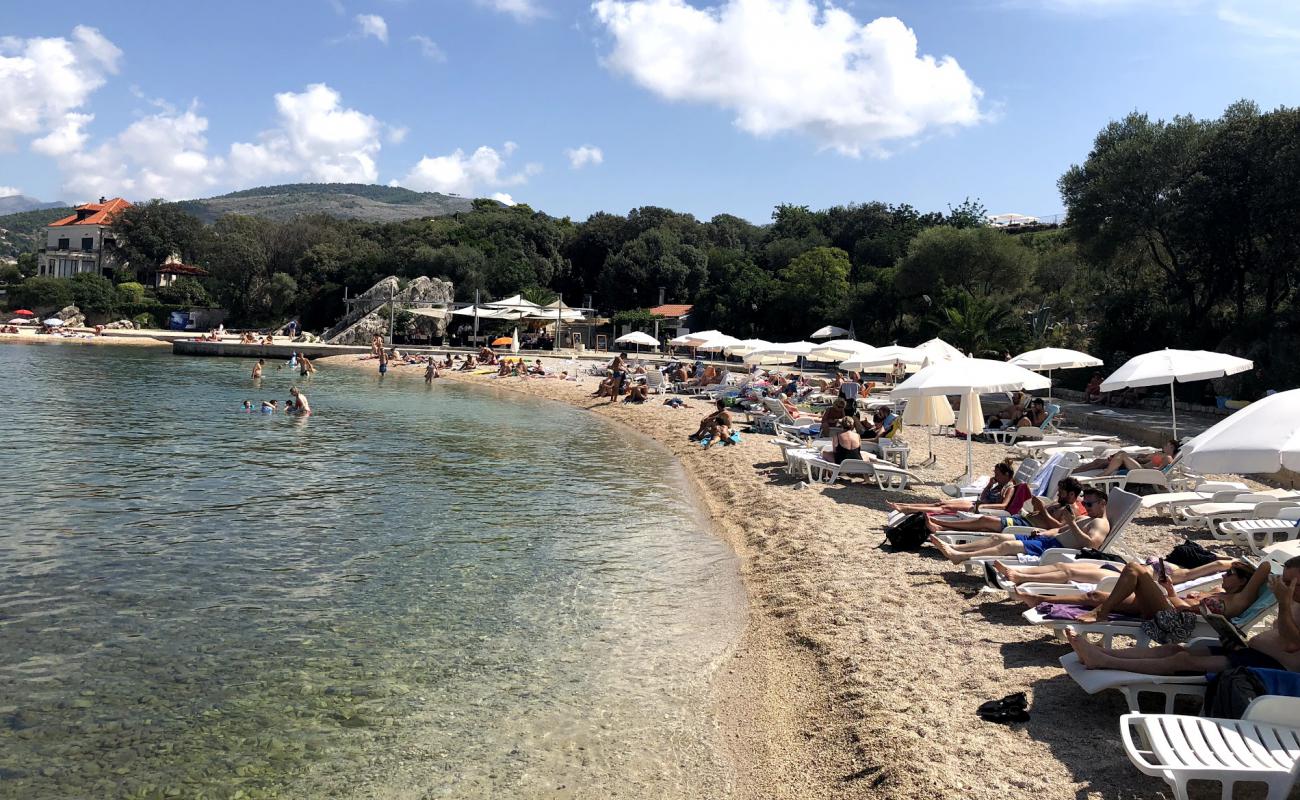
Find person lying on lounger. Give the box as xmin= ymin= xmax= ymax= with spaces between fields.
xmin=1013 ymin=559 xmax=1269 ymax=643
xmin=889 ymin=460 xmax=1018 ymax=516
xmin=927 ymin=487 xmax=1111 ymax=564
xmin=995 ymin=556 xmax=1239 ymax=592
xmin=1068 ymin=557 xmax=1300 ymax=674
xmin=1072 ymin=439 xmax=1180 ymax=477
xmin=927 ymin=477 xmax=1083 ymax=534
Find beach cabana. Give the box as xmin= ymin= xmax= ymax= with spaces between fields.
xmin=892 ymin=359 xmax=1051 ymax=481
xmin=1100 ymin=349 xmax=1253 ymax=439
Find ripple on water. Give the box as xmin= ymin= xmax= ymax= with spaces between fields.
xmin=0 ymin=345 xmax=745 ymax=799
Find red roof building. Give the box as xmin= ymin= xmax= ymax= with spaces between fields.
xmin=648 ymin=304 xmax=693 ymax=319
xmin=155 ymin=261 xmax=209 ymax=288
xmin=48 ymin=197 xmax=132 ymax=227
xmin=39 ymin=197 xmax=134 ymax=280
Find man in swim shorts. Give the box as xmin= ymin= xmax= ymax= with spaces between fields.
xmin=930 ymin=478 xmax=1084 ymax=534
xmin=928 ymin=487 xmax=1110 ymax=564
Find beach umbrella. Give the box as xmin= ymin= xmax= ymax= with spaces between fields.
xmin=13 ymin=309 xmax=33 ymax=317
xmin=43 ymin=318 xmax=64 ymax=327
xmin=723 ymin=338 xmax=772 ymax=357
xmin=810 ymin=325 xmax=849 ymax=339
xmin=808 ymin=340 xmax=875 ymax=363
xmin=892 ymin=359 xmax=1049 ymax=482
xmin=839 ymin=344 xmax=925 ymax=374
xmin=8 ymin=318 xmax=30 ymax=325
xmin=1010 ymin=347 xmax=1104 ymax=402
xmin=901 ymin=394 xmax=956 ymax=466
xmin=743 ymin=341 xmax=815 ymax=366
xmin=1180 ymin=388 xmax=1300 ymax=474
xmin=1099 ymin=348 xmax=1254 ymax=439
xmin=615 ymin=330 xmax=659 ymax=355
xmin=914 ymin=337 xmax=967 ymax=363
xmin=678 ymin=329 xmax=724 ymax=347
xmin=491 ymin=336 xmax=513 ymax=346
xmin=696 ymin=334 xmax=742 ymax=354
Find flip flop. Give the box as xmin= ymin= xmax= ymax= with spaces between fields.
xmin=977 ymin=692 xmax=1027 ymax=716
xmin=979 ymin=707 xmax=1030 ymax=724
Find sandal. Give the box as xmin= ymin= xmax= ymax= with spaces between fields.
xmin=977 ymin=692 xmax=1026 ymax=716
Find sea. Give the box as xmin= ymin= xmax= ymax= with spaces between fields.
xmin=0 ymin=343 xmax=745 ymax=799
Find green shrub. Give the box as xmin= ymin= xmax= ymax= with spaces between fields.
xmin=69 ymin=273 xmax=118 ymax=314
xmin=9 ymin=276 xmax=73 ymax=311
xmin=132 ymin=312 xmax=156 ymax=328
xmin=116 ymin=281 xmax=146 ymax=304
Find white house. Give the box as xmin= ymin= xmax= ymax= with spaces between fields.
xmin=38 ymin=197 xmax=132 ymax=279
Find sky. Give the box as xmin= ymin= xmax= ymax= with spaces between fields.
xmin=1 ymin=0 xmax=1298 ymax=223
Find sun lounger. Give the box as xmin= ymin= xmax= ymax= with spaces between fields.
xmin=1120 ymin=696 xmax=1300 ymax=800
xmin=985 ymin=404 xmax=1061 ymax=445
xmin=806 ymin=456 xmax=917 ymax=490
xmin=1181 ymin=492 xmax=1300 ymax=538
xmin=1140 ymin=481 xmax=1250 ymax=515
xmin=1061 ymin=650 xmax=1210 ymax=713
xmin=1012 ymin=434 xmax=1117 ymax=456
xmin=1220 ymin=509 xmax=1300 ymax=556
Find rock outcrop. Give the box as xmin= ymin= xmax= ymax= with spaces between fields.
xmin=324 ymin=276 xmax=454 ymax=344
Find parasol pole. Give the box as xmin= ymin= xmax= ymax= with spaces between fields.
xmin=1170 ymin=379 xmax=1178 ymax=440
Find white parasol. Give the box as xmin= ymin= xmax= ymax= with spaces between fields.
xmin=1100 ymin=349 xmax=1253 ymax=439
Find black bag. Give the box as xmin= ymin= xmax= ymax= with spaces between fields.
xmin=1077 ymin=547 xmax=1125 ymax=563
xmin=1166 ymin=538 xmax=1218 ymax=569
xmin=1202 ymin=667 xmax=1265 ymax=720
xmin=884 ymin=512 xmax=929 ymax=550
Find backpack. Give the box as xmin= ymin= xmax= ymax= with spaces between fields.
xmin=1202 ymin=667 xmax=1265 ymax=720
xmin=884 ymin=512 xmax=929 ymax=550
xmin=1166 ymin=538 xmax=1218 ymax=569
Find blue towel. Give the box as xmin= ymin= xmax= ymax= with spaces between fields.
xmin=1253 ymin=667 xmax=1300 ymax=697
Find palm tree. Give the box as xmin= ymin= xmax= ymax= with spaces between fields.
xmin=939 ymin=294 xmax=1020 ymax=356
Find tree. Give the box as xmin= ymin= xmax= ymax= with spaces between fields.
xmin=773 ymin=247 xmax=851 ymax=338
xmin=10 ymin=276 xmax=73 ymax=310
xmin=16 ymin=252 xmax=38 ymax=278
xmin=203 ymin=215 xmax=272 ymax=322
xmin=69 ymin=273 xmax=118 ymax=315
xmin=110 ymin=200 xmax=205 ymax=279
xmin=0 ymin=264 xmax=20 ymax=284
xmin=115 ymin=281 xmax=146 ymax=305
xmin=156 ymin=277 xmax=212 ymax=306
xmin=938 ymin=293 xmax=1023 ymax=356
xmin=266 ymin=272 xmax=298 ymax=317
xmin=894 ymin=226 xmax=1035 ymax=301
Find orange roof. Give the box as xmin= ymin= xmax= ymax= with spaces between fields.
xmin=158 ymin=263 xmax=209 ymax=276
xmin=649 ymin=304 xmax=693 ymax=318
xmin=49 ymin=197 xmax=132 ymax=227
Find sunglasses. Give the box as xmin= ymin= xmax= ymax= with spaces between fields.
xmin=1230 ymin=568 xmax=1254 ymax=581
xmin=1081 ymin=500 xmax=1098 ymax=508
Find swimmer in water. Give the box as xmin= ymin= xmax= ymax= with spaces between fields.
xmin=261 ymin=399 xmax=278 ymax=413
xmin=290 ymin=387 xmax=311 ymax=415
xmin=242 ymin=400 xmax=253 ymax=412
xmin=252 ymin=359 xmax=264 ymax=379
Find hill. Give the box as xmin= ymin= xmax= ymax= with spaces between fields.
xmin=173 ymin=183 xmax=477 ymax=224
xmin=0 ymin=206 xmax=74 ymax=259
xmin=0 ymin=195 xmax=64 ymax=215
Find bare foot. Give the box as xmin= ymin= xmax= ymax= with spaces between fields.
xmin=992 ymin=560 xmax=1013 ymax=580
xmin=1075 ymin=610 xmax=1101 ymax=625
xmin=927 ymin=534 xmax=960 ymax=564
xmin=1066 ymin=629 xmax=1109 ymax=669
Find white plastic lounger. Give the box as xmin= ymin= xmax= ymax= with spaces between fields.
xmin=1140 ymin=481 xmax=1249 ymax=515
xmin=1120 ymin=696 xmax=1300 ymax=800
xmin=1221 ymin=510 xmax=1300 ymax=556
xmin=1061 ymin=651 xmax=1208 ymax=714
xmin=1182 ymin=492 xmax=1300 ymax=538
xmin=1023 ymin=588 xmax=1276 ymax=648
xmin=806 ymin=457 xmax=916 ymax=490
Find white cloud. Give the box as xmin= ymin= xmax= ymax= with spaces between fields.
xmin=410 ymin=34 xmax=447 ymax=61
xmin=229 ymin=83 xmax=383 ymax=184
xmin=477 ymin=0 xmax=545 ymax=21
xmin=0 ymin=186 xmax=20 ymax=197
xmin=394 ymin=143 xmax=539 ymax=196
xmin=387 ymin=125 xmax=409 ymax=144
xmin=492 ymin=192 xmax=517 ymax=205
xmin=31 ymin=112 xmax=93 ymax=156
xmin=565 ymin=144 xmax=604 ymax=168
xmin=1218 ymin=1 xmax=1300 ymax=41
xmin=591 ymin=0 xmax=984 ymax=156
xmin=0 ymin=26 xmax=121 ymax=149
xmin=59 ymin=104 xmax=224 ymax=200
xmin=355 ymin=13 xmax=389 ymax=43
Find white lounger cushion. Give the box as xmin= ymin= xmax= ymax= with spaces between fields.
xmin=1061 ymin=652 xmax=1206 ymax=713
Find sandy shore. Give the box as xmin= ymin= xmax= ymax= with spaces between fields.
xmin=322 ymin=354 xmax=1262 ymax=798
xmin=0 ymin=327 xmax=175 ymax=347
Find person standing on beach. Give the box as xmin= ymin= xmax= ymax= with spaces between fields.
xmin=252 ymin=359 xmax=264 ymax=379
xmin=425 ymin=361 xmax=439 ymax=383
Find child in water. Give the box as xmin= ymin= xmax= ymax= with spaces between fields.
xmin=242 ymin=400 xmax=253 ymax=412
xmin=260 ymin=400 xmax=278 ymax=414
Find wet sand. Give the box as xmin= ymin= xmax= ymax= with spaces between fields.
xmin=306 ymin=354 xmax=1268 ymax=798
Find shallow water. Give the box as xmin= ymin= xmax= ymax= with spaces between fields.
xmin=0 ymin=344 xmax=745 ymax=799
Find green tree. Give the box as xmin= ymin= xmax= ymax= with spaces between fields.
xmin=10 ymin=276 xmax=73 ymax=310
xmin=0 ymin=264 xmax=20 ymax=284
xmin=894 ymin=226 xmax=1035 ymax=300
xmin=156 ymin=277 xmax=212 ymax=306
xmin=16 ymin=252 xmax=38 ymax=278
xmin=203 ymin=215 xmax=272 ymax=322
xmin=938 ymin=293 xmax=1022 ymax=356
xmin=773 ymin=247 xmax=851 ymax=337
xmin=266 ymin=272 xmax=298 ymax=317
xmin=110 ymin=200 xmax=206 ymax=279
xmin=115 ymin=281 xmax=146 ymax=305
xmin=69 ymin=273 xmax=118 ymax=315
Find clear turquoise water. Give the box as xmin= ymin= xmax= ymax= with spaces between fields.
xmin=0 ymin=344 xmax=745 ymax=799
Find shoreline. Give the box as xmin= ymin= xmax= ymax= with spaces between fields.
xmin=315 ymin=353 xmax=1244 ymax=800
xmin=317 ymin=354 xmax=857 ymax=799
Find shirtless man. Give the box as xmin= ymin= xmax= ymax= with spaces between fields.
xmin=1069 ymin=557 xmax=1300 ymax=675
xmin=290 ymin=387 xmax=311 ymax=415
xmin=252 ymin=358 xmax=265 ymax=379
xmin=929 ymin=487 xmax=1111 ymax=564
xmin=930 ymin=477 xmax=1084 ymax=534
xmin=425 ymin=361 xmax=439 ymax=383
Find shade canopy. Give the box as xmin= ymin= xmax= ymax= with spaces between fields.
xmin=723 ymin=338 xmax=772 ymax=357
xmin=1180 ymin=389 xmax=1300 ymax=474
xmin=914 ymin=337 xmax=967 ymax=363
xmin=677 ymin=329 xmax=725 ymax=347
xmin=1011 ymin=347 xmax=1103 ymax=371
xmin=408 ymin=307 xmax=450 ymax=319
xmin=810 ymin=325 xmax=849 ymax=339
xmin=615 ymin=331 xmax=659 ymax=347
xmin=1100 ymin=349 xmax=1253 ymax=392
xmin=696 ymin=334 xmax=742 ymax=352
xmin=901 ymin=394 xmax=956 ymax=427
xmin=451 ymin=304 xmax=516 ymax=319
xmin=485 ymin=294 xmax=542 ymax=310
xmin=808 ymin=339 xmax=874 ymax=362
xmin=890 ymin=358 xmax=1051 ymax=400
xmin=13 ymin=309 xmax=34 ymax=316
xmin=839 ymin=344 xmax=925 ymax=372
xmin=743 ymin=341 xmax=815 ymax=365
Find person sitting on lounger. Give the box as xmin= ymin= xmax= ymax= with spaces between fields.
xmin=986 ymin=391 xmax=1027 ymax=430
xmin=1072 ymin=439 xmax=1180 ymax=477
xmin=1012 ymin=397 xmax=1048 ymax=429
xmin=889 ymin=460 xmax=1018 ymax=516
xmin=1068 ymin=557 xmax=1300 ymax=674
xmin=823 ymin=416 xmax=862 ymax=464
xmin=820 ymin=398 xmax=848 ymax=431
xmin=1083 ymin=372 xmax=1104 ymax=404
xmin=928 ymin=487 xmax=1111 ymax=564
xmin=928 ymin=476 xmax=1083 ymax=534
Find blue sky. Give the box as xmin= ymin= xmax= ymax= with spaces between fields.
xmin=1 ymin=0 xmax=1298 ymax=223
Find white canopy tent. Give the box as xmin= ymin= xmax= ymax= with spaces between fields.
xmin=810 ymin=325 xmax=849 ymax=340
xmin=892 ymin=359 xmax=1051 ymax=481
xmin=1100 ymin=349 xmax=1254 ymax=439
xmin=1010 ymin=347 xmax=1103 ymax=402
xmin=1180 ymin=389 xmax=1300 ymax=474
xmin=808 ymin=339 xmax=875 ymax=363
